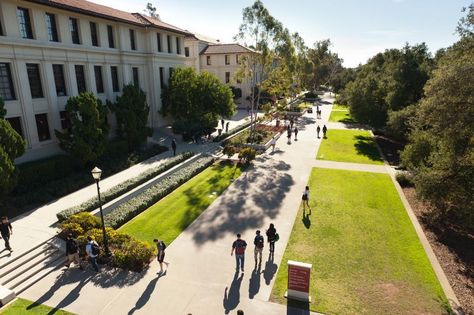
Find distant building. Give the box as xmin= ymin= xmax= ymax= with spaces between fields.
xmin=184 ymin=34 xmax=256 ymax=109
xmin=0 ymin=0 xmax=191 ymax=162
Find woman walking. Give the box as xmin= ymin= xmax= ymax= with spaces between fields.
xmin=302 ymin=185 xmax=310 ymax=213
xmin=266 ymin=223 xmax=277 ymax=256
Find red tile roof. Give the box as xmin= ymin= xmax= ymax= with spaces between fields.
xmin=200 ymin=44 xmax=255 ymax=55
xmin=27 ymin=0 xmax=190 ymax=34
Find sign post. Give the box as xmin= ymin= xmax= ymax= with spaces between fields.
xmin=285 ymin=260 xmax=312 ymax=302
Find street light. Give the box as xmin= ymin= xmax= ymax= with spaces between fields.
xmin=91 ymin=166 xmax=111 ymax=257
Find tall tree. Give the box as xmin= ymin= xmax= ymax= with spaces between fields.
xmin=144 ymin=2 xmax=160 ymax=20
xmin=55 ymin=93 xmax=109 ymax=165
xmin=0 ymin=97 xmax=26 ymax=198
xmin=307 ymin=39 xmax=343 ymax=90
xmin=109 ymin=84 xmax=152 ymax=151
xmin=401 ymin=5 xmax=474 ymax=229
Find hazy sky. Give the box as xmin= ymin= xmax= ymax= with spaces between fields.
xmin=90 ymin=0 xmax=470 ymax=67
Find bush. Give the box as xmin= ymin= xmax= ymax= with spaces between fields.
xmin=222 ymin=145 xmax=237 ymax=159
xmin=57 ymin=152 xmax=194 ymax=221
xmin=238 ymin=148 xmax=256 ymax=164
xmin=395 ymin=171 xmax=414 ymax=187
xmin=104 ymin=156 xmax=215 ymax=228
xmin=60 ymin=213 xmax=154 ymax=272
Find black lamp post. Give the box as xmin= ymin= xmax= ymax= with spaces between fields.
xmin=91 ymin=166 xmax=111 ymax=256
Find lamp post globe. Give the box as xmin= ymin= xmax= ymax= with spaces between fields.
xmin=91 ymin=166 xmax=102 ymax=181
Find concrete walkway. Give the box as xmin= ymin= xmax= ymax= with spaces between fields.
xmin=18 ymin=96 xmax=334 ymax=315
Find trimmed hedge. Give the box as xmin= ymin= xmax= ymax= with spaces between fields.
xmin=56 ymin=152 xmax=194 ymax=221
xmin=213 ymin=121 xmax=252 ymax=142
xmin=104 ymin=156 xmax=215 ymax=229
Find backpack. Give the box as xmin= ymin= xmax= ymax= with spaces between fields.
xmin=255 ymin=235 xmax=264 ymax=249
xmin=69 ymin=239 xmax=78 ymax=253
xmin=235 ymin=240 xmax=246 ymax=255
xmin=91 ymin=242 xmax=101 ymax=256
xmin=275 ymin=233 xmax=280 ymax=242
xmin=158 ymin=241 xmax=166 ymax=251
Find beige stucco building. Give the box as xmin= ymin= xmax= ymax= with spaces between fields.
xmin=0 ymin=0 xmax=190 ymax=162
xmin=184 ymin=34 xmax=255 ymax=109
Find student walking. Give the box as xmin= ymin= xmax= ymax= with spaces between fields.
xmin=317 ymin=125 xmax=321 ymax=138
xmin=231 ymin=234 xmax=247 ymax=272
xmin=154 ymin=239 xmax=169 ymax=273
xmin=322 ymin=125 xmax=328 ymax=138
xmin=266 ymin=224 xmax=277 ymax=256
xmin=65 ymin=234 xmax=83 ymax=269
xmin=270 ymin=136 xmax=277 ymax=152
xmin=171 ymin=139 xmax=177 ymax=156
xmin=85 ymin=236 xmax=99 ymax=272
xmin=226 ymin=122 xmax=230 ymax=133
xmin=302 ymin=186 xmax=310 ymax=213
xmin=287 ymin=128 xmax=292 ymax=144
xmin=253 ymin=230 xmax=264 ymax=266
xmin=294 ymin=127 xmax=299 ymax=141
xmin=221 ymin=119 xmax=225 ymax=129
xmin=0 ymin=216 xmax=13 ymax=252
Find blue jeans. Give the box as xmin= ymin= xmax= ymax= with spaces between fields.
xmin=235 ymin=254 xmax=245 ymax=271
xmin=89 ymin=256 xmax=99 ymax=272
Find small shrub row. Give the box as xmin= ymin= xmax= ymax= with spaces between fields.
xmin=213 ymin=121 xmax=252 ymax=142
xmin=57 ymin=152 xmax=194 ymax=221
xmin=395 ymin=171 xmax=415 ymax=187
xmin=222 ymin=144 xmax=257 ymax=164
xmin=59 ymin=212 xmax=154 ymax=272
xmin=104 ymin=156 xmax=215 ymax=229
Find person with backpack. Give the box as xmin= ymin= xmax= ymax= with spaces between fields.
xmin=231 ymin=234 xmax=247 ymax=272
xmin=85 ymin=236 xmax=100 ymax=272
xmin=322 ymin=125 xmax=328 ymax=138
xmin=65 ymin=233 xmax=83 ymax=270
xmin=171 ymin=139 xmax=177 ymax=156
xmin=302 ymin=186 xmax=310 ymax=213
xmin=253 ymin=230 xmax=264 ymax=266
xmin=0 ymin=216 xmax=13 ymax=252
xmin=154 ymin=239 xmax=169 ymax=274
xmin=266 ymin=224 xmax=278 ymax=256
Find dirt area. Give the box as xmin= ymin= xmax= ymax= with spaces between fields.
xmin=403 ymin=188 xmax=474 ymax=314
xmin=373 ymin=134 xmax=404 ymax=166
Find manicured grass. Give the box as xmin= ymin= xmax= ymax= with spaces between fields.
xmin=329 ymin=105 xmax=356 ymax=123
xmin=316 ymin=129 xmax=384 ymax=164
xmin=120 ymin=161 xmax=244 ymax=246
xmin=332 ymin=104 xmax=349 ymax=111
xmin=0 ymin=298 xmax=74 ymax=315
xmin=271 ymin=168 xmax=446 ymax=314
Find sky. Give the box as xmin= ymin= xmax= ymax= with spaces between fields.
xmin=90 ymin=0 xmax=470 ymax=67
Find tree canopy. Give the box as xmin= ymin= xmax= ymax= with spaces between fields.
xmin=110 ymin=84 xmax=152 ymax=151
xmin=55 ymin=93 xmax=109 ymax=165
xmin=0 ymin=97 xmax=26 ymax=198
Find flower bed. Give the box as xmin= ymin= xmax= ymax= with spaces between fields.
xmin=104 ymin=156 xmax=215 ymax=229
xmin=59 ymin=212 xmax=154 ymax=272
xmin=57 ymin=152 xmax=195 ymax=221
xmin=226 ymin=124 xmax=285 ymax=146
xmin=213 ymin=121 xmax=252 ymax=142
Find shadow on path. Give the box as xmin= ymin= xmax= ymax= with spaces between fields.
xmin=248 ymin=264 xmax=261 ymax=299
xmin=128 ymin=271 xmax=166 ymax=315
xmin=287 ymin=299 xmax=310 ymax=315
xmin=223 ymin=272 xmax=244 ymax=314
xmin=190 ymin=158 xmax=294 ymax=245
xmin=263 ymin=254 xmax=277 ymax=285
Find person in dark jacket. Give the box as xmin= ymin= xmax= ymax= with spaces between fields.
xmin=65 ymin=233 xmax=83 ymax=269
xmin=171 ymin=139 xmax=177 ymax=156
xmin=0 ymin=216 xmax=12 ymax=252
xmin=322 ymin=125 xmax=328 ymax=138
xmin=266 ymin=223 xmax=277 ymax=255
xmin=154 ymin=239 xmax=169 ymax=274
xmin=317 ymin=125 xmax=321 ymax=138
xmin=294 ymin=127 xmax=299 ymax=141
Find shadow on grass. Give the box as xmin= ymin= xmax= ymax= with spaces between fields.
xmin=354 ymin=135 xmax=384 ymax=162
xmin=189 ymin=157 xmax=294 ymax=245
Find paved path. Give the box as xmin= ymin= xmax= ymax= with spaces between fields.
xmin=19 ymin=96 xmax=334 ymax=315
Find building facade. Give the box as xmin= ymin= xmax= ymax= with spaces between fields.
xmin=0 ymin=0 xmax=190 ymax=162
xmin=184 ymin=35 xmax=254 ymax=109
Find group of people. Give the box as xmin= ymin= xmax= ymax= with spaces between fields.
xmin=316 ymin=125 xmax=328 ymax=138
xmin=231 ymin=223 xmax=278 ymax=272
xmin=65 ymin=234 xmax=101 ymax=272
xmin=286 ymin=124 xmax=299 ymax=144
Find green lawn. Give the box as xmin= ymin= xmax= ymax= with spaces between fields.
xmin=120 ymin=161 xmax=244 ymax=246
xmin=271 ymin=168 xmax=446 ymax=315
xmin=316 ymin=129 xmax=384 ymax=164
xmin=332 ymin=104 xmax=349 ymax=111
xmin=0 ymin=298 xmax=74 ymax=315
xmin=329 ymin=105 xmax=356 ymax=123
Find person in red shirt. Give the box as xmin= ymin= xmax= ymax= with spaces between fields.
xmin=231 ymin=234 xmax=247 ymax=272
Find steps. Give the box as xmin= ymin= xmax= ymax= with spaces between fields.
xmin=0 ymin=238 xmax=66 ymax=298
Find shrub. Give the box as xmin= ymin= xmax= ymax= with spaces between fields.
xmin=238 ymin=147 xmax=256 ymax=164
xmin=57 ymin=152 xmax=194 ymax=221
xmin=222 ymin=145 xmax=237 ymax=159
xmin=213 ymin=121 xmax=252 ymax=142
xmin=104 ymin=156 xmax=215 ymax=228
xmin=61 ymin=213 xmax=154 ymax=272
xmin=395 ymin=171 xmax=414 ymax=187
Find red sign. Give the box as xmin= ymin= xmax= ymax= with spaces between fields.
xmin=288 ymin=264 xmax=310 ymax=293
